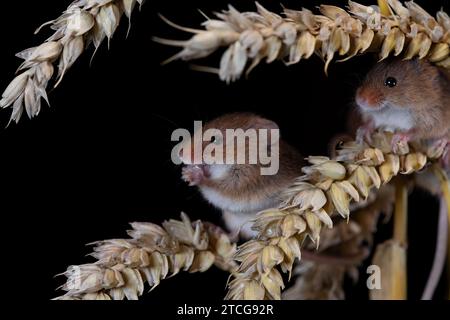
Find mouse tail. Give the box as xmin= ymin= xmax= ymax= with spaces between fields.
xmin=421 ymin=195 xmax=448 ymax=300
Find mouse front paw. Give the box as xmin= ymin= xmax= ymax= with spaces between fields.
xmin=182 ymin=165 xmax=205 ymax=186
xmin=356 ymin=122 xmax=375 ymax=144
xmin=391 ymin=132 xmax=411 ymax=154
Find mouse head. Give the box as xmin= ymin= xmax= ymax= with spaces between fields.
xmin=178 ymin=113 xmax=280 ymax=183
xmin=355 ymin=59 xmax=442 ymax=112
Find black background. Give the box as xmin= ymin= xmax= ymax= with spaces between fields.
xmin=0 ymin=0 xmax=448 ymax=305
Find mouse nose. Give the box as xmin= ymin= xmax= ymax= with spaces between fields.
xmin=356 ymin=87 xmax=382 ymax=109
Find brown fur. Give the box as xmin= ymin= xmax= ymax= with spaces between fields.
xmin=356 ymin=59 xmax=450 ymax=139
xmin=199 ymin=113 xmax=304 ymax=202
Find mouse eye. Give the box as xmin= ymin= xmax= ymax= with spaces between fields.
xmin=384 ymin=77 xmax=397 ymax=88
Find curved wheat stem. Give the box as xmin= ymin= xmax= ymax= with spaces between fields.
xmin=225 ymin=131 xmax=447 ymax=300
xmin=0 ymin=0 xmax=145 ymax=124
xmin=54 ymin=213 xmax=236 ymax=300
xmin=155 ymin=0 xmax=449 ymax=82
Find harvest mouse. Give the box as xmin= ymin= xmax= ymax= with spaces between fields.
xmin=178 ymin=113 xmax=304 ymax=239
xmin=354 ymin=58 xmax=450 ymax=299
xmin=354 ymin=58 xmax=450 ymax=158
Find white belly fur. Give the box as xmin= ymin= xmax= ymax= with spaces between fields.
xmin=370 ymin=106 xmax=414 ymax=132
xmin=200 ymin=186 xmax=279 ymax=238
xmin=200 ymin=187 xmax=278 ymax=213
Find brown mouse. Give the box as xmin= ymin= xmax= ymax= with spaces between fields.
xmin=178 ymin=113 xmax=304 ymax=238
xmin=355 ymin=59 xmax=450 ymax=299
xmin=355 ymin=59 xmax=450 ymax=156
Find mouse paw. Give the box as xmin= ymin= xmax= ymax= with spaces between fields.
xmin=182 ymin=165 xmax=205 ymax=186
xmin=356 ymin=122 xmax=375 ymax=144
xmin=391 ymin=133 xmax=411 ymax=154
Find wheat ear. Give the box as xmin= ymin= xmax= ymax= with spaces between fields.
xmin=155 ymin=0 xmax=449 ymax=82
xmin=54 ymin=213 xmax=236 ymax=300
xmin=225 ymin=132 xmax=447 ymax=300
xmin=0 ymin=0 xmax=145 ymax=124
xmin=283 ymin=186 xmax=394 ymax=300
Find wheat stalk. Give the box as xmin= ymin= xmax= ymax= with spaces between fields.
xmin=225 ymin=131 xmax=447 ymax=300
xmin=54 ymin=213 xmax=237 ymax=300
xmin=155 ymin=0 xmax=449 ymax=82
xmin=0 ymin=0 xmax=145 ymax=124
xmin=369 ymin=177 xmax=408 ymax=299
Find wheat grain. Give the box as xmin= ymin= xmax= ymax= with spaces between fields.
xmin=0 ymin=0 xmax=145 ymax=124
xmin=283 ymin=187 xmax=393 ymax=300
xmin=156 ymin=1 xmax=449 ymax=81
xmin=225 ymin=131 xmax=447 ymax=300
xmin=54 ymin=213 xmax=236 ymax=300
